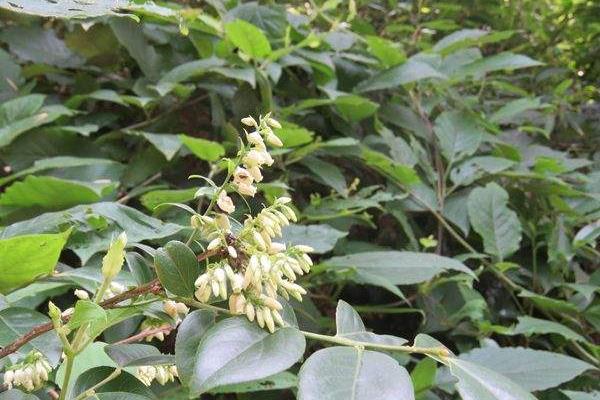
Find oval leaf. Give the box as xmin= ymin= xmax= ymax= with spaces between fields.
xmin=154 ymin=240 xmax=199 ymax=297
xmin=188 ymin=317 xmax=305 ymax=396
xmin=298 ymin=347 xmax=414 ymax=400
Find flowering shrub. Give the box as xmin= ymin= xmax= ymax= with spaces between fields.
xmin=0 ymin=1 xmax=598 ymax=400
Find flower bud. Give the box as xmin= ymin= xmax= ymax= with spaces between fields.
xmin=207 ymin=237 xmax=221 ymax=251
xmin=263 ymin=308 xmax=275 ymax=332
xmin=294 ymin=245 xmax=315 ymax=253
xmin=227 ymin=246 xmax=238 ymax=258
xmin=217 ymin=191 xmax=235 ymax=214
xmin=248 ymin=166 xmax=263 ymax=182
xmin=74 ymin=289 xmax=89 ymax=300
xmin=163 ymin=300 xmax=179 ymax=318
xmin=267 ymin=117 xmax=282 ymax=129
xmin=236 ymin=182 xmax=257 ymax=197
xmin=246 ymin=131 xmax=264 ymax=146
xmin=241 ymin=116 xmax=257 ymax=127
xmin=47 ymin=301 xmax=62 ymax=322
xmin=269 ymin=242 xmax=286 ymax=254
xmin=101 ymin=232 xmax=127 ymax=279
xmin=266 ymin=132 xmax=283 ymax=147
xmin=245 ymin=303 xmax=255 ymax=321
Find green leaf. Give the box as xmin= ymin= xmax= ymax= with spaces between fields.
xmin=0 ymin=307 xmax=62 ymax=365
xmin=0 ymin=175 xmax=113 ymax=215
xmin=273 ymin=121 xmax=314 ymax=147
xmin=356 ymin=60 xmax=446 ymax=92
xmin=561 ymin=390 xmax=600 ymax=400
xmin=512 ymin=316 xmax=586 ymax=342
xmin=298 ymin=347 xmax=414 ymax=400
xmin=281 ymin=224 xmax=347 ymax=254
xmin=301 ymin=157 xmax=347 ymax=194
xmin=0 ymin=26 xmax=83 ymax=68
xmin=0 ymin=49 xmax=22 ymax=97
xmin=186 ymin=316 xmax=305 ymax=396
xmin=104 ymin=343 xmax=175 ymax=367
xmin=325 ymin=251 xmax=475 ymax=291
xmin=333 ymin=95 xmax=379 ymax=122
xmin=180 ymin=134 xmax=225 ymax=162
xmin=175 ymin=310 xmax=217 ymax=386
xmin=467 ymin=183 xmax=522 ymax=260
xmin=225 ymin=19 xmax=272 ymax=59
xmin=459 ymin=346 xmax=595 ymax=391
xmin=0 ymin=230 xmax=70 ymax=293
xmin=127 ymin=131 xmax=182 ymax=161
xmin=0 ymin=95 xmax=73 ymax=148
xmin=140 ymin=188 xmax=197 ymax=211
xmin=0 ymin=202 xmax=183 ymax=264
xmin=0 ymin=0 xmax=129 ymax=18
xmin=433 ymin=111 xmax=483 ymax=163
xmin=361 ymin=147 xmax=420 ymax=186
xmin=433 ymin=29 xmax=489 ymax=52
xmin=365 ymin=35 xmax=406 ymax=67
xmin=66 ymin=300 xmax=107 ymax=330
xmin=109 ymin=18 xmax=162 ymax=79
xmin=490 ymin=97 xmax=544 ymax=124
xmin=448 ymin=357 xmax=536 ymax=400
xmin=155 ymin=57 xmax=235 ymax=96
xmin=0 ymin=157 xmax=122 ymax=187
xmin=154 ymin=240 xmax=199 ymax=298
xmin=519 ymin=290 xmax=579 ymax=314
xmin=71 ymin=366 xmax=155 ymax=399
xmin=458 ymin=52 xmax=543 ymax=77
xmin=410 ymin=357 xmax=437 ymax=394
xmin=56 ymin=342 xmax=116 ymax=392
xmin=335 ymin=300 xmax=407 ymax=345
xmin=211 ymin=372 xmax=297 ymax=394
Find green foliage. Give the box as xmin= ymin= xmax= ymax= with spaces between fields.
xmin=0 ymin=0 xmax=598 ymax=399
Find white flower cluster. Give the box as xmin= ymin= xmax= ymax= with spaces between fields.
xmin=162 ymin=300 xmax=189 ymax=324
xmin=136 ymin=365 xmax=178 ymax=386
xmin=192 ymin=115 xmax=313 ymax=333
xmin=194 ymin=198 xmax=313 ymax=333
xmin=3 ymin=351 xmax=51 ymax=392
xmin=216 ymin=114 xmax=283 ymax=214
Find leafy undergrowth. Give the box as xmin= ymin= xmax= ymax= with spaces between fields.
xmin=0 ymin=1 xmax=598 ymax=400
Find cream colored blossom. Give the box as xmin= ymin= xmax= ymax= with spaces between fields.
xmin=217 ymin=191 xmax=235 ymax=214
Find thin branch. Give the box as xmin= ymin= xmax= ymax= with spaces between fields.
xmin=0 ymin=246 xmax=227 ymax=360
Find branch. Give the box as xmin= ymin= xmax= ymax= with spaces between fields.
xmin=0 ymin=247 xmax=222 ymax=360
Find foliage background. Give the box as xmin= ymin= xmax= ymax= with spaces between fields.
xmin=0 ymin=0 xmax=598 ymax=399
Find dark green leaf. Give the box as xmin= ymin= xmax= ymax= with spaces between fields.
xmin=187 ymin=317 xmax=305 ymax=396
xmin=154 ymin=240 xmax=199 ymax=297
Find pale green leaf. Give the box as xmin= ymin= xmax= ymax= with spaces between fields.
xmin=467 ymin=183 xmax=522 ymax=260
xmin=180 ymin=134 xmax=225 ymax=162
xmin=356 ymin=60 xmax=446 ymax=92
xmin=459 ymin=346 xmax=595 ymax=391
xmin=225 ymin=19 xmax=272 ymax=59
xmin=298 ymin=347 xmax=414 ymax=400
xmin=187 ymin=317 xmax=305 ymax=396
xmin=0 ymin=230 xmax=70 ymax=293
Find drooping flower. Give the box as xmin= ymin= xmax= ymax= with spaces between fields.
xmin=3 ymin=351 xmax=52 ymax=392
xmin=217 ymin=191 xmax=235 ymax=214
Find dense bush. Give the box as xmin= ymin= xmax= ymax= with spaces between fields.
xmin=0 ymin=1 xmax=598 ymax=399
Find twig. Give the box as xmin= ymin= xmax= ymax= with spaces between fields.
xmin=0 ymin=246 xmax=225 ymax=360
xmin=117 ymin=172 xmax=163 ymax=204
